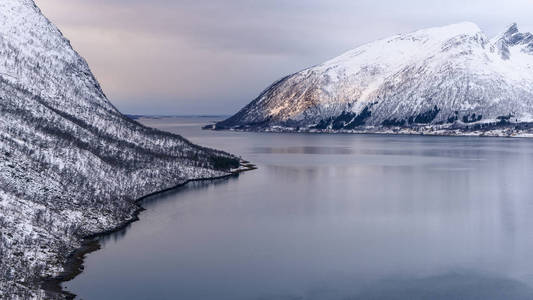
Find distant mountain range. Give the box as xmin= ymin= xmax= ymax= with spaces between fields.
xmin=214 ymin=22 xmax=533 ymax=137
xmin=0 ymin=0 xmax=239 ymax=298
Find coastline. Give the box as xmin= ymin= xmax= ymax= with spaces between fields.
xmin=41 ymin=161 xmax=257 ymax=299
xmin=204 ymin=126 xmax=533 ymax=139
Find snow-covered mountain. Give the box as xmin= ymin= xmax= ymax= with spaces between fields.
xmin=215 ymin=22 xmax=533 ymax=136
xmin=0 ymin=0 xmax=239 ymax=298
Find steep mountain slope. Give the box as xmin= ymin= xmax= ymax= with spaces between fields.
xmin=0 ymin=0 xmax=239 ymax=298
xmin=216 ymin=22 xmax=533 ymax=136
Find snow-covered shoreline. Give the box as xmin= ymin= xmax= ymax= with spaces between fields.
xmin=41 ymin=160 xmax=256 ymax=299
xmin=206 ymin=124 xmax=533 ymax=138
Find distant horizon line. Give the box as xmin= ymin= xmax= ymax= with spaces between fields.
xmin=126 ymin=114 xmax=231 ymax=119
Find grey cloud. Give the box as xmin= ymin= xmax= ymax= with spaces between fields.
xmin=35 ymin=0 xmax=533 ymax=115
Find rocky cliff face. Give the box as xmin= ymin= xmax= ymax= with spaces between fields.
xmin=216 ymin=22 xmax=533 ymax=136
xmin=0 ymin=1 xmax=239 ymax=298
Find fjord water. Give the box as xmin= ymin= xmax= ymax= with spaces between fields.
xmin=66 ymin=117 xmax=533 ymax=300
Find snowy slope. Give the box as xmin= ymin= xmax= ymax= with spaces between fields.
xmin=0 ymin=1 xmax=239 ymax=298
xmin=216 ymin=22 xmax=533 ymax=135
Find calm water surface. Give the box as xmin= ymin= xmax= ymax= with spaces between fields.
xmin=66 ymin=117 xmax=533 ymax=300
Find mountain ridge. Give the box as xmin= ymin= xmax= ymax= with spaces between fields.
xmin=214 ymin=22 xmax=533 ymax=137
xmin=0 ymin=1 xmax=241 ymax=298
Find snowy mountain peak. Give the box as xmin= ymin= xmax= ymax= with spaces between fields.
xmin=492 ymin=23 xmax=533 ymax=59
xmin=216 ymin=22 xmax=533 ymax=136
xmin=505 ymin=23 xmax=519 ymax=35
xmin=500 ymin=23 xmax=532 ymax=43
xmin=0 ymin=0 xmax=112 ymax=111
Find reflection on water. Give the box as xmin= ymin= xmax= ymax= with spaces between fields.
xmin=252 ymin=146 xmax=355 ymax=155
xmin=66 ymin=117 xmax=533 ymax=300
xmin=254 ymin=272 xmax=533 ymax=300
xmin=252 ymin=144 xmax=520 ymax=159
xmin=98 ymin=177 xmax=240 ymax=246
xmin=351 ymin=273 xmax=533 ymax=300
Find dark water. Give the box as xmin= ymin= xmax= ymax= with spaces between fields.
xmin=66 ymin=117 xmax=533 ymax=300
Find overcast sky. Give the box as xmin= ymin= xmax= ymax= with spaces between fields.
xmin=35 ymin=0 xmax=533 ymax=115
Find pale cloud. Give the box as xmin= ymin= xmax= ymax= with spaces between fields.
xmin=34 ymin=0 xmax=533 ymax=115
